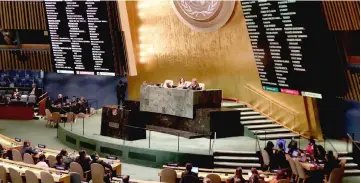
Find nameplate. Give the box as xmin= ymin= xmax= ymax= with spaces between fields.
xmin=109 ymin=122 xmax=119 ymax=129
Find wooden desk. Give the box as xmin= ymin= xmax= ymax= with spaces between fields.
xmin=112 ymin=177 xmax=165 ymax=183
xmin=162 ymin=165 xmax=276 ymax=175
xmin=299 ymin=162 xmax=324 ymax=171
xmin=0 ymin=158 xmax=70 ymax=183
xmin=0 ymin=133 xmax=22 ymax=151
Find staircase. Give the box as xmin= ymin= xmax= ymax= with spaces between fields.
xmin=338 ymin=152 xmax=360 ymax=176
xmin=233 ymin=104 xmax=299 ymax=140
xmin=213 ymin=150 xmax=262 ymax=174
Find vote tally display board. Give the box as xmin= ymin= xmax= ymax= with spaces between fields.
xmin=45 ymin=1 xmax=118 ymax=76
xmin=241 ymin=1 xmax=345 ymax=99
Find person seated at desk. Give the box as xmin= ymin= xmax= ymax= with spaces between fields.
xmin=28 ymin=83 xmax=41 ymax=98
xmin=181 ymin=163 xmax=198 ymax=178
xmin=53 ymin=93 xmax=64 ymax=106
xmin=90 ymin=152 xmax=113 ymax=183
xmin=269 ymin=170 xmax=288 ymax=183
xmin=324 ymin=151 xmax=340 ymax=181
xmin=163 ymin=81 xmax=172 ymax=88
xmin=21 ymin=140 xmax=38 ymax=157
xmin=75 ymin=150 xmax=91 ymax=176
xmin=52 ymin=154 xmax=68 ymax=170
xmin=0 ymin=144 xmax=7 ymax=159
xmin=227 ymin=167 xmax=246 ymax=183
xmin=12 ymin=88 xmax=20 ymax=99
xmin=248 ymin=168 xmax=263 ymax=183
xmin=188 ymin=78 xmax=200 ymax=90
xmin=76 ymin=97 xmax=89 ymax=114
xmin=177 ymin=77 xmax=186 ymax=88
xmin=58 ymin=149 xmax=74 ymax=168
xmin=305 ymin=138 xmax=316 ymax=156
xmin=36 ymin=154 xmax=49 ymax=168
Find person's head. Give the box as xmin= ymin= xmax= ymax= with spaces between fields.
xmin=32 ymin=83 xmax=36 ymax=88
xmin=119 ymin=80 xmax=123 ymax=85
xmin=123 ymin=175 xmax=129 ymax=183
xmin=90 ymin=152 xmax=99 ymax=160
xmin=288 ymin=140 xmax=298 ymax=149
xmin=235 ymin=167 xmax=243 ymax=177
xmin=266 ymin=141 xmax=274 ymax=149
xmin=251 ymin=168 xmax=258 ymax=175
xmin=250 ymin=174 xmax=260 ymax=183
xmin=203 ymin=178 xmax=211 ymax=183
xmin=39 ymin=154 xmax=46 ymax=162
xmin=309 ymin=138 xmax=315 ymax=145
xmin=80 ymin=96 xmax=85 ymax=101
xmin=179 ymin=77 xmax=185 ymax=84
xmin=166 ymin=82 xmax=172 ymax=88
xmin=278 ymin=143 xmax=284 ymax=150
xmin=58 ymin=94 xmax=62 ymax=99
xmin=185 ymin=163 xmax=192 ymax=171
xmin=317 ymin=145 xmax=326 ymax=156
xmin=60 ymin=149 xmax=68 ymax=156
xmin=56 ymin=154 xmax=64 ymax=164
xmin=191 ymin=78 xmax=197 ymax=84
xmin=23 ymin=140 xmax=31 ymax=147
xmin=15 ymin=88 xmax=18 ymax=92
xmin=276 ymin=170 xmax=287 ymax=180
xmin=326 ymin=151 xmax=335 ymax=161
xmin=79 ymin=150 xmax=87 ymax=159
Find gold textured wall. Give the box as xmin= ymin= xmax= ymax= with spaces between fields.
xmin=125 ymin=1 xmax=322 ymax=139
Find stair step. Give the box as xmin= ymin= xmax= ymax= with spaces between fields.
xmin=241 ymin=111 xmax=260 ymax=116
xmin=337 ymin=152 xmax=349 ymax=156
xmin=211 ymin=168 xmax=264 ymax=174
xmin=345 ymin=163 xmax=358 ymax=168
xmin=258 ymin=133 xmax=299 ymax=140
xmin=241 ymin=116 xmax=267 ymax=120
xmin=214 ymin=162 xmax=261 ymax=168
xmin=234 ymin=107 xmax=253 ymax=112
xmin=241 ymin=119 xmax=273 ymax=125
xmin=338 ymin=157 xmax=353 ymax=161
xmin=344 ymin=169 xmax=360 ymax=174
xmin=214 ymin=150 xmax=256 ymax=155
xmin=252 ymin=128 xmax=291 ymax=134
xmin=246 ymin=124 xmax=281 ymax=130
xmin=214 ymin=156 xmax=259 ymax=161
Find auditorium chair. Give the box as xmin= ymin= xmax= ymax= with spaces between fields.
xmin=286 ymin=155 xmax=298 ymax=181
xmin=47 ymin=155 xmax=57 ymax=168
xmin=261 ymin=150 xmax=270 ymax=168
xmin=20 ymin=95 xmax=28 ymax=102
xmin=277 ymin=179 xmax=290 ymax=183
xmin=0 ymin=165 xmax=7 ymax=183
xmin=70 ymin=172 xmax=82 ymax=183
xmin=294 ymin=160 xmax=309 ymax=183
xmin=160 ymin=168 xmax=177 ymax=183
xmin=9 ymin=167 xmax=23 ymax=183
xmin=76 ymin=113 xmax=88 ymax=124
xmin=23 ymin=153 xmax=35 ymax=164
xmin=70 ymin=162 xmax=89 ymax=182
xmin=67 ymin=112 xmax=75 ymax=123
xmin=328 ymin=168 xmax=344 ymax=183
xmin=11 ymin=149 xmax=22 ymax=162
xmin=91 ymin=163 xmax=104 ymax=183
xmin=25 ymin=170 xmax=39 ymax=183
xmin=41 ymin=171 xmax=56 ymax=183
xmin=28 ymin=95 xmax=36 ymax=104
xmin=49 ymin=112 xmax=61 ymax=128
xmin=198 ymin=83 xmax=205 ymax=90
xmin=181 ymin=175 xmax=199 ymax=183
xmin=206 ymin=174 xmax=221 ymax=183
xmin=339 ymin=159 xmax=346 ymax=168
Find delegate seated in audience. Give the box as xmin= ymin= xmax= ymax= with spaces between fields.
xmin=315 ymin=145 xmax=326 ymax=161
xmin=274 ymin=143 xmax=289 ymax=169
xmin=249 ymin=168 xmax=263 ymax=183
xmin=76 ymin=97 xmax=88 ymax=113
xmin=324 ymin=151 xmax=340 ymax=181
xmin=75 ymin=150 xmax=91 ymax=173
xmin=53 ymin=93 xmax=64 ymax=106
xmin=21 ymin=140 xmax=38 ymax=157
xmin=52 ymin=155 xmax=67 ymax=170
xmin=90 ymin=152 xmax=113 ymax=183
xmin=227 ymin=167 xmax=246 ymax=183
xmin=36 ymin=154 xmax=49 ymax=168
xmin=269 ymin=169 xmax=288 ymax=183
xmin=305 ymin=138 xmax=316 ymax=156
xmin=58 ymin=149 xmax=74 ymax=169
xmin=188 ymin=78 xmax=200 ymax=90
xmin=203 ymin=178 xmax=211 ymax=183
xmin=181 ymin=163 xmax=198 ymax=178
xmin=12 ymin=88 xmax=20 ymax=99
xmin=287 ymin=139 xmax=298 ymax=155
xmin=0 ymin=144 xmax=6 ymax=158
xmin=177 ymin=77 xmax=186 ymax=88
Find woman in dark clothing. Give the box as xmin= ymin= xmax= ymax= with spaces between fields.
xmin=324 ymin=151 xmax=340 ymax=181
xmin=315 ymin=145 xmax=326 ymax=161
xmin=75 ymin=150 xmax=91 ymax=173
xmin=53 ymin=155 xmax=68 ymax=170
xmin=265 ymin=141 xmax=276 ymax=169
xmin=274 ymin=143 xmax=289 ymax=169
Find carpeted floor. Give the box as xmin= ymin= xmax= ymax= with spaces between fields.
xmin=0 ymin=118 xmax=359 ymax=182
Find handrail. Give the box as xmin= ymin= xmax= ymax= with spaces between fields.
xmin=211 ymin=132 xmax=216 ymax=153
xmin=347 ymin=133 xmax=360 ymax=150
xmin=244 ymin=85 xmax=298 ymax=115
xmin=254 ymin=131 xmax=263 ymax=152
xmin=323 ymin=134 xmax=339 ymax=156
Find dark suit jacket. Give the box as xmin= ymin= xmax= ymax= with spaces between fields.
xmin=21 ymin=146 xmax=38 ymax=156
xmin=91 ymin=159 xmax=113 ymax=173
xmin=181 ymin=171 xmax=198 ymax=178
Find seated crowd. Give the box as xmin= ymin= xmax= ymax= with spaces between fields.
xmin=143 ymin=77 xmax=204 ymax=90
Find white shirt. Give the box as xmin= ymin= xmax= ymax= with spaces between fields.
xmin=36 ymin=161 xmax=49 ymax=168
xmin=30 ymin=88 xmax=35 ymax=95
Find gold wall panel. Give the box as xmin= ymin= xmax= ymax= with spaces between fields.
xmin=0 ymin=50 xmax=52 ymax=72
xmin=125 ymin=1 xmax=322 ymax=139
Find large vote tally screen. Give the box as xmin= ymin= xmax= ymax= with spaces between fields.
xmin=241 ymin=1 xmax=341 ymax=99
xmin=45 ymin=1 xmax=116 ymax=76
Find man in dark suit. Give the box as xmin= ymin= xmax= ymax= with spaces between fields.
xmin=116 ymin=80 xmax=126 ymax=108
xmin=181 ymin=163 xmax=198 ymax=178
xmin=90 ymin=152 xmax=113 ymax=183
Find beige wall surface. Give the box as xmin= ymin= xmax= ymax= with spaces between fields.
xmin=123 ymin=1 xmax=322 ymax=139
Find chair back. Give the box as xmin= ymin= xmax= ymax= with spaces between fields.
xmin=0 ymin=165 xmax=7 ymax=183
xmin=45 ymin=109 xmax=52 ymax=117
xmin=160 ymin=168 xmax=177 ymax=183
xmin=77 ymin=113 xmax=87 ymax=119
xmin=184 ymin=81 xmax=191 ymax=87
xmin=24 ymin=153 xmax=35 ymax=164
xmin=163 ymin=80 xmax=174 ymax=87
xmin=20 ymin=95 xmax=28 ymax=102
xmin=9 ymin=167 xmax=22 ymax=183
xmin=294 ymin=160 xmax=307 ymax=179
xmin=40 ymin=171 xmax=55 ymax=183
xmin=277 ymin=180 xmax=290 ymax=183
xmin=69 ymin=172 xmax=82 ymax=183
xmin=67 ymin=112 xmax=75 ymax=123
xmin=91 ymin=163 xmax=104 ymax=183
xmin=70 ymin=162 xmax=85 ymax=180
xmin=328 ymin=168 xmax=344 ymax=183
xmin=339 ymin=159 xmax=346 ymax=168
xmin=47 ymin=155 xmax=57 ymax=168
xmin=12 ymin=149 xmax=22 ymax=162
xmin=287 ymin=157 xmax=298 ymax=176
xmin=261 ymin=150 xmax=270 ymax=166
xmin=198 ymin=83 xmax=205 ymax=90
xmin=182 ymin=175 xmax=199 ymax=183
xmin=51 ymin=112 xmax=61 ymax=122
xmin=206 ymin=173 xmax=221 ymax=183
xmin=25 ymin=170 xmax=39 ymax=183
xmin=28 ymin=95 xmax=36 ymax=103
